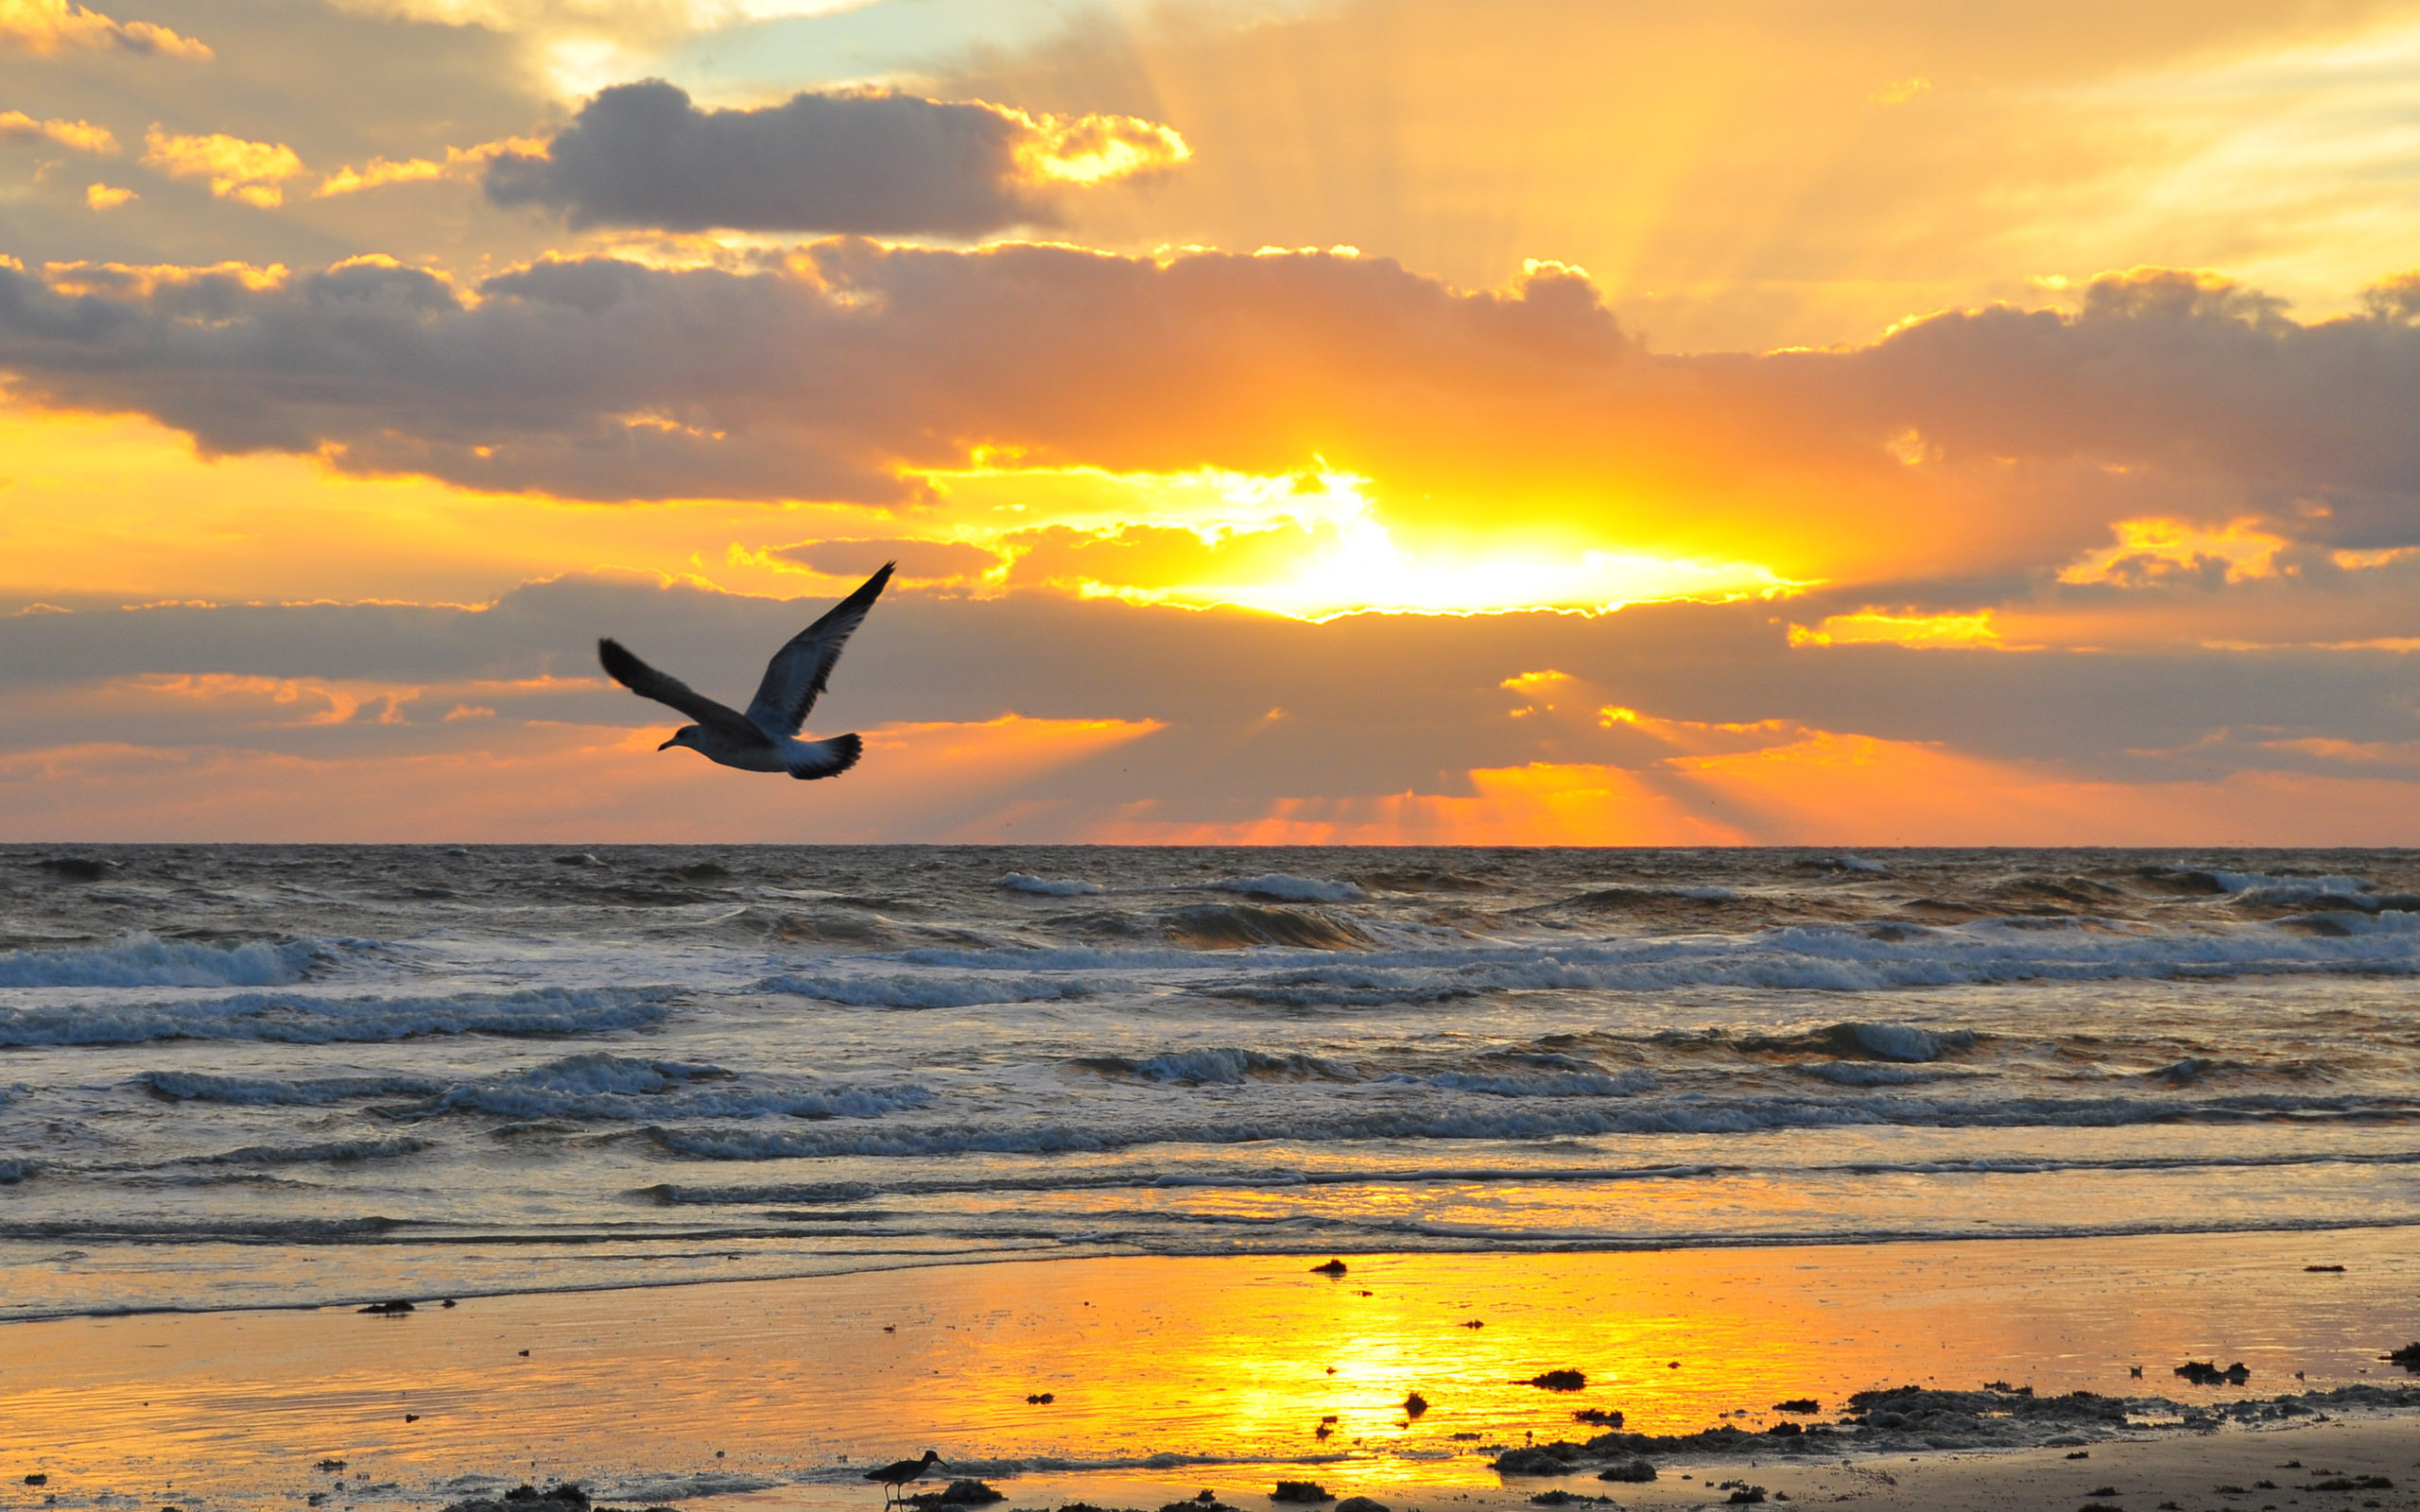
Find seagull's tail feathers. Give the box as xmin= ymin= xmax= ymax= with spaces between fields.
xmin=786 ymin=731 xmax=862 ymax=781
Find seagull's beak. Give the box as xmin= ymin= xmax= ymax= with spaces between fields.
xmin=657 ymin=737 xmax=678 ymax=750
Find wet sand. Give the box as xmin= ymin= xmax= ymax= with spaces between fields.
xmin=7 ymin=1230 xmax=2420 ymax=1512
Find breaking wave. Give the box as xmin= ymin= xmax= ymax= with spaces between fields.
xmin=0 ymin=986 xmax=674 ymax=1047
xmin=0 ymin=935 xmax=327 ymax=988
xmin=372 ymin=1053 xmax=932 ymax=1123
xmin=999 ymin=873 xmax=1106 ymax=896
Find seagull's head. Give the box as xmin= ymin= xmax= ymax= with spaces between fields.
xmin=921 ymin=1452 xmax=944 ymax=1469
xmin=659 ymin=725 xmax=702 ymax=752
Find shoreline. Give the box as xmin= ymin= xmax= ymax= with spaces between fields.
xmin=18 ymin=1211 xmax=2420 ymax=1329
xmin=9 ymin=1230 xmax=2420 ymax=1512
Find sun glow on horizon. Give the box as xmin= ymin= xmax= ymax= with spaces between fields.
xmin=896 ymin=464 xmax=1804 ymax=618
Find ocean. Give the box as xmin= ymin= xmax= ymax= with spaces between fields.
xmin=4 ymin=844 xmax=2418 ymax=1324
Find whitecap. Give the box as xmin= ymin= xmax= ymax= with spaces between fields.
xmin=1207 ymin=874 xmax=1365 ymax=903
xmin=0 ymin=935 xmax=325 ymax=989
xmin=999 ymin=873 xmax=1106 ymax=896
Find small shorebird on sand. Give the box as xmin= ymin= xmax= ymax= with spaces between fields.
xmin=866 ymin=1450 xmax=945 ymax=1505
xmin=599 ymin=562 xmax=892 ymax=781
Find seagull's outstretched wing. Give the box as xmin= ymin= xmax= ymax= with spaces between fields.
xmin=744 ymin=562 xmax=894 ymax=740
xmin=597 ymin=638 xmax=763 ymax=743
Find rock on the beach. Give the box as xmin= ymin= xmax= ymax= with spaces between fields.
xmin=441 ymin=1488 xmax=678 ymax=1512
xmin=1526 ymin=1370 xmax=1587 ymax=1391
xmin=2387 ymin=1342 xmax=2420 ymax=1372
xmin=1571 ymin=1408 xmax=1623 ymax=1428
xmin=1270 ymin=1482 xmax=1331 ymax=1503
xmin=1403 ymin=1392 xmax=1427 ymax=1418
xmin=1772 ymin=1399 xmax=1820 ymax=1414
xmin=1333 ymin=1498 xmax=1391 ymax=1512
xmin=1596 ymin=1459 xmax=1656 ymax=1484
xmin=907 ymin=1480 xmax=1005 ymax=1507
xmin=1492 ymin=1445 xmax=1582 ymax=1475
xmin=1310 ymin=1260 xmax=1348 ymax=1276
xmin=2173 ymin=1359 xmax=2251 ymax=1386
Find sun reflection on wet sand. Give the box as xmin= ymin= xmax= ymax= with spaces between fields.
xmin=6 ymin=1233 xmax=2419 ymax=1509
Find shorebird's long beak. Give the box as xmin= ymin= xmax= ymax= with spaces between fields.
xmin=658 ymin=737 xmax=677 ymax=750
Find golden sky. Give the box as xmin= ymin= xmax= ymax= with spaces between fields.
xmin=2 ymin=0 xmax=2418 ymax=841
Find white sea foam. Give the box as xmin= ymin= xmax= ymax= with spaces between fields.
xmin=0 ymin=935 xmax=324 ymax=988
xmin=999 ymin=873 xmax=1106 ymax=896
xmin=602 ymin=1473 xmax=782 ymax=1503
xmin=1207 ymin=873 xmax=1366 ymax=903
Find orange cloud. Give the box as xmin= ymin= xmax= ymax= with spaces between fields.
xmin=0 ymin=111 xmax=117 ymax=154
xmin=2057 ymin=517 xmax=2291 ymax=589
xmin=1011 ymin=108 xmax=1191 ymax=185
xmin=313 ymin=136 xmax=546 ymax=198
xmin=1789 ymin=610 xmax=2000 ymax=647
xmin=141 ymin=127 xmax=304 ymax=207
xmin=0 ymin=0 xmax=209 ymax=58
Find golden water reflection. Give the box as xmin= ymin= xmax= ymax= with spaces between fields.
xmin=5 ymin=1232 xmax=2418 ymax=1508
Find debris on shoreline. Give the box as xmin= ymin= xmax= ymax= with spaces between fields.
xmin=441 ymin=1485 xmax=674 ymax=1512
xmin=1484 ymin=1382 xmax=2420 ymax=1473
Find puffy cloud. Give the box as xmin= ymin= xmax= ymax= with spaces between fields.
xmin=83 ymin=180 xmax=132 ymax=209
xmin=0 ymin=246 xmax=2418 ymax=602
xmin=483 ymin=80 xmax=1187 ymax=234
xmin=0 ymin=0 xmax=211 ymax=59
xmin=0 ymin=110 xmax=117 ymax=153
xmin=140 ymin=126 xmax=305 ymax=206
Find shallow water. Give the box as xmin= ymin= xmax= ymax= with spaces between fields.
xmin=3 ymin=844 xmax=2418 ymax=1318
xmin=8 ymin=1239 xmax=2420 ymax=1512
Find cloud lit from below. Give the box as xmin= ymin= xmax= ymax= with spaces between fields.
xmin=483 ymin=80 xmax=1187 ymax=234
xmin=0 ymin=0 xmax=210 ymax=58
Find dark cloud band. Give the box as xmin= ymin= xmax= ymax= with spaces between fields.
xmin=1 ymin=248 xmax=2418 ymax=580
xmin=484 ymin=80 xmax=1181 ymax=234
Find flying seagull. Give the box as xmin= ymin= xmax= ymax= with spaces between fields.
xmin=865 ymin=1450 xmax=945 ymax=1506
xmin=598 ymin=562 xmax=893 ymax=780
